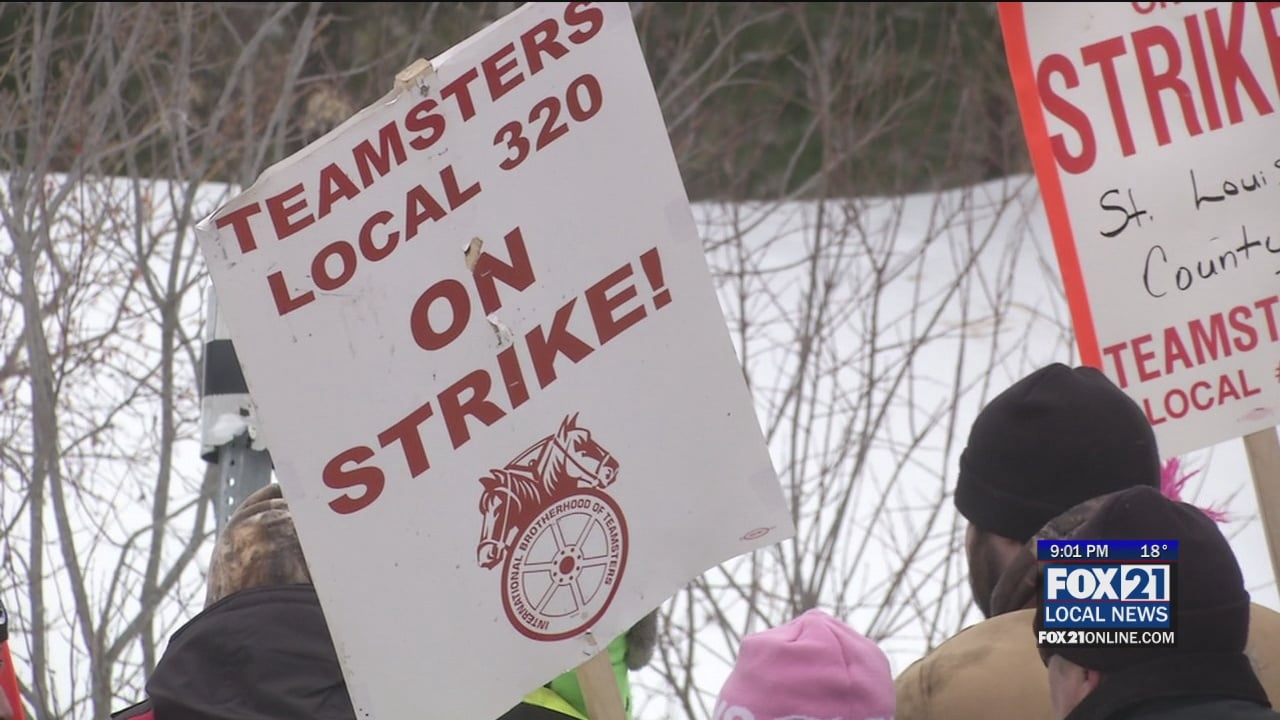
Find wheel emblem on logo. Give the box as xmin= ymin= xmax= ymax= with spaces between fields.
xmin=504 ymin=493 xmax=627 ymax=640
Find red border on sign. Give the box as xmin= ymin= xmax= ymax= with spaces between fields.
xmin=997 ymin=2 xmax=1102 ymax=370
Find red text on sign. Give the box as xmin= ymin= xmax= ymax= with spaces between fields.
xmin=323 ymin=243 xmax=675 ymax=515
xmin=407 ymin=226 xmax=536 ymax=352
xmin=1142 ymin=368 xmax=1260 ymax=425
xmin=211 ymin=1 xmax=606 ymax=253
xmin=1101 ymin=292 xmax=1279 ymax=388
xmin=494 ymin=73 xmax=604 ymax=171
xmin=266 ymin=164 xmax=483 ymax=317
xmin=1037 ymin=2 xmax=1280 ymax=174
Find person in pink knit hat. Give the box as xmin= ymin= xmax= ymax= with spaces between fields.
xmin=714 ymin=609 xmax=895 ymax=720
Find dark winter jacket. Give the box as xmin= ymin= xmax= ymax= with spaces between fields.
xmin=1102 ymin=699 xmax=1279 ymax=720
xmin=113 ymin=583 xmax=638 ymax=720
xmin=111 ymin=584 xmax=355 ymax=720
xmin=1063 ymin=652 xmax=1278 ymax=720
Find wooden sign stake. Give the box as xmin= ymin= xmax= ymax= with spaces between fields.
xmin=1244 ymin=427 xmax=1280 ymax=586
xmin=575 ymin=650 xmax=626 ymax=720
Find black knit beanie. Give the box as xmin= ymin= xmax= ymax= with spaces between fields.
xmin=955 ymin=363 xmax=1160 ymax=542
xmin=1035 ymin=485 xmax=1251 ymax=671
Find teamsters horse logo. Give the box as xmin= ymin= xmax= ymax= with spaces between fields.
xmin=476 ymin=414 xmax=628 ymax=641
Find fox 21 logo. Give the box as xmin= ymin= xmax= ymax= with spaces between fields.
xmin=1045 ymin=565 xmax=1171 ymax=602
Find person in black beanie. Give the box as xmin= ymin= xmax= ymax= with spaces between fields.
xmin=955 ymin=363 xmax=1161 ymax=618
xmin=897 ymin=363 xmax=1167 ymax=720
xmin=1039 ymin=485 xmax=1279 ymax=720
xmin=896 ymin=360 xmax=1280 ymax=720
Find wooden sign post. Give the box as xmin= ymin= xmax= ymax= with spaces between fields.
xmin=575 ymin=651 xmax=626 ymax=720
xmin=1245 ymin=428 xmax=1280 ymax=584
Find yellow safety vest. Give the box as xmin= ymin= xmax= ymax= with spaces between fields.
xmin=524 ymin=687 xmax=590 ymax=720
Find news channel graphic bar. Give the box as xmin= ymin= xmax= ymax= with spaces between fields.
xmin=1036 ymin=629 xmax=1177 ymax=648
xmin=1037 ymin=539 xmax=1180 ymax=561
xmin=1038 ymin=537 xmax=1178 ymax=650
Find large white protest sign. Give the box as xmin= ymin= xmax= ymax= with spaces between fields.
xmin=1000 ymin=2 xmax=1280 ymax=456
xmin=194 ymin=3 xmax=794 ymax=718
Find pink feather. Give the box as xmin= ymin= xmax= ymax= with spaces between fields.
xmin=1160 ymin=457 xmax=1229 ymax=523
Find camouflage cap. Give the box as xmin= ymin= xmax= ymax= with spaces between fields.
xmin=205 ymin=483 xmax=312 ymax=607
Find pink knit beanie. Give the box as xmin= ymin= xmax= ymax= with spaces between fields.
xmin=714 ymin=609 xmax=895 ymax=720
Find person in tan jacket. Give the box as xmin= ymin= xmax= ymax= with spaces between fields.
xmin=894 ymin=364 xmax=1280 ymax=719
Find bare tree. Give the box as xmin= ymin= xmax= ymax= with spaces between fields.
xmin=0 ymin=4 xmax=329 ymax=717
xmin=634 ymin=180 xmax=1073 ymax=718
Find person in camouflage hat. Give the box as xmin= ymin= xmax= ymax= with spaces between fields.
xmin=204 ymin=482 xmax=312 ymax=606
xmin=112 ymin=483 xmax=352 ymax=720
xmin=114 ymin=483 xmax=661 ymax=720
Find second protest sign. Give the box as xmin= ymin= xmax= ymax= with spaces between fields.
xmin=1000 ymin=2 xmax=1280 ymax=457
